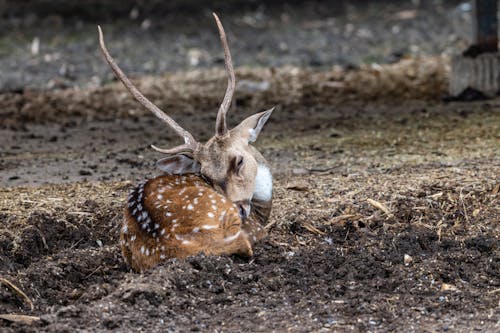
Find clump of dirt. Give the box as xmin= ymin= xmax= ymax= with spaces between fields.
xmin=0 ymin=183 xmax=127 ymax=270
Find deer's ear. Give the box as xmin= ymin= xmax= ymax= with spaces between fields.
xmin=231 ymin=107 xmax=274 ymax=143
xmin=156 ymin=155 xmax=201 ymax=175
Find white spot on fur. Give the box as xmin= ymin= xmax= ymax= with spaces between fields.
xmin=193 ymin=227 xmax=200 ymax=233
xmin=201 ymin=224 xmax=218 ymax=230
xmin=140 ymin=246 xmax=145 ymax=254
xmin=187 ymin=204 xmax=194 ymax=210
xmin=157 ymin=194 xmax=163 ymax=200
xmin=224 ymin=230 xmax=241 ymax=243
xmin=131 ymin=235 xmax=136 ymax=241
xmin=253 ymin=164 xmax=273 ymax=201
xmin=207 ymin=212 xmax=215 ymax=218
xmin=121 ymin=225 xmax=128 ymax=234
xmin=181 ymin=240 xmax=192 ymax=245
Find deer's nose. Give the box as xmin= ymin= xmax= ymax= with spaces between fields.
xmin=235 ymin=200 xmax=251 ymax=220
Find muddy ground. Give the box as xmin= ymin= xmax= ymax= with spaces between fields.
xmin=1 ymin=1 xmax=499 ymax=332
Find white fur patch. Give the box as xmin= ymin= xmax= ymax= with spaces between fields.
xmin=224 ymin=230 xmax=241 ymax=243
xmin=248 ymin=128 xmax=257 ymax=142
xmin=253 ymin=164 xmax=272 ymax=201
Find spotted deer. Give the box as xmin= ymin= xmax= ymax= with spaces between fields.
xmin=98 ymin=14 xmax=274 ymax=271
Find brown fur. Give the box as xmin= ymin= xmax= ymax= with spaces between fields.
xmin=121 ymin=174 xmax=254 ymax=272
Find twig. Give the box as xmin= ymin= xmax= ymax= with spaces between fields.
xmin=459 ymin=188 xmax=470 ymax=223
xmin=264 ymin=219 xmax=278 ymax=230
xmin=0 ymin=278 xmax=34 ymax=310
xmin=0 ymin=314 xmax=40 ymax=325
xmin=85 ymin=266 xmax=102 ymax=279
xmin=67 ymin=211 xmax=94 ymax=216
xmin=367 ymin=198 xmax=394 ymax=217
xmin=324 ymin=214 xmax=361 ymax=225
xmin=302 ymin=222 xmax=325 ymax=235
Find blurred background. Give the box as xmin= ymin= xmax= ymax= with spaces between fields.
xmin=0 ymin=0 xmax=475 ymax=92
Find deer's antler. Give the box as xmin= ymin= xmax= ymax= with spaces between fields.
xmin=98 ymin=26 xmax=199 ymax=154
xmin=212 ymin=13 xmax=235 ymax=137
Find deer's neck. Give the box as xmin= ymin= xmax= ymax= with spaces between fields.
xmin=253 ymin=164 xmax=272 ymax=202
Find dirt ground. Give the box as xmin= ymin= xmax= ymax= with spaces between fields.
xmin=1 ymin=1 xmax=499 ymax=332
xmin=1 ymin=88 xmax=499 ymax=332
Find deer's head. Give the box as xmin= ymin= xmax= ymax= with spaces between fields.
xmin=98 ymin=14 xmax=273 ymax=219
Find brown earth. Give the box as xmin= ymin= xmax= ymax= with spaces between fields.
xmin=0 ymin=62 xmax=499 ymax=331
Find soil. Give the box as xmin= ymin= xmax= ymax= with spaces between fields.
xmin=1 ymin=97 xmax=499 ymax=332
xmin=0 ymin=1 xmax=499 ymax=332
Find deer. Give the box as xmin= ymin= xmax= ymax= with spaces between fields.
xmin=98 ymin=13 xmax=274 ymax=272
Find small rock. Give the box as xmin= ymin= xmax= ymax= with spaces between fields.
xmin=440 ymin=283 xmax=459 ymax=292
xmin=404 ymin=254 xmax=413 ymax=266
xmin=292 ymin=168 xmax=308 ymax=175
xmin=79 ymin=170 xmax=92 ymax=176
xmin=286 ymin=180 xmax=309 ymax=191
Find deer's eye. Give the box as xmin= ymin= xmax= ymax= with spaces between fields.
xmin=233 ymin=156 xmax=244 ymax=175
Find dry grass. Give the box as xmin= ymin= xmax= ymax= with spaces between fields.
xmin=269 ymin=161 xmax=499 ymax=245
xmin=0 ymin=182 xmax=128 ymax=227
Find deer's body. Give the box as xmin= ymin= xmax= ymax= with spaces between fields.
xmin=121 ymin=174 xmax=258 ymax=271
xmin=121 ymin=161 xmax=272 ymax=271
xmin=99 ymin=14 xmax=274 ymax=271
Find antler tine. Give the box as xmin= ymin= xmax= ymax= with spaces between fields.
xmin=98 ymin=26 xmax=198 ymax=151
xmin=150 ymin=144 xmax=195 ymax=155
xmin=212 ymin=13 xmax=236 ymax=137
